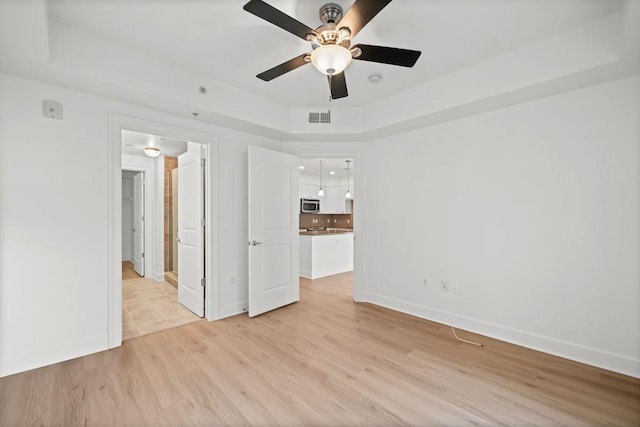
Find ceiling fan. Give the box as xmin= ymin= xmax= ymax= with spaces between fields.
xmin=243 ymin=0 xmax=422 ymax=100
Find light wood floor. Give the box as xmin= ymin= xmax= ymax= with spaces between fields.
xmin=1 ymin=272 xmax=638 ymax=426
xmin=122 ymin=261 xmax=200 ymax=340
xmin=122 ymin=260 xmax=142 ymax=280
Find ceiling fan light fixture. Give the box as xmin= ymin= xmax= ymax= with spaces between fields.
xmin=143 ymin=147 xmax=160 ymax=158
xmin=310 ymin=44 xmax=352 ymax=76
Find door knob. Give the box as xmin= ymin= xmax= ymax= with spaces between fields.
xmin=177 ymin=237 xmax=181 ymax=243
xmin=249 ymin=240 xmax=263 ymax=246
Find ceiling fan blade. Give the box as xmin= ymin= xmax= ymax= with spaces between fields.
xmin=329 ymin=72 xmax=348 ymax=99
xmin=257 ymin=54 xmax=310 ymax=81
xmin=337 ymin=0 xmax=392 ymax=38
xmin=243 ymin=0 xmax=318 ymax=41
xmin=352 ymin=44 xmax=421 ymax=67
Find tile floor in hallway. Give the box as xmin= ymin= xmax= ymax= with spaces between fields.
xmin=122 ymin=262 xmax=201 ymax=340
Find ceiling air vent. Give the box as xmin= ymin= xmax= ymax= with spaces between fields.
xmin=308 ymin=110 xmax=331 ymax=124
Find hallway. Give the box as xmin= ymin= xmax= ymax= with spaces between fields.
xmin=122 ymin=261 xmax=200 ymax=340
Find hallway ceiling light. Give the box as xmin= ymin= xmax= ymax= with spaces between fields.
xmin=144 ymin=147 xmax=160 ymax=158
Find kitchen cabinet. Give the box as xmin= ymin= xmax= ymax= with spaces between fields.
xmin=320 ymin=186 xmax=338 ymax=213
xmin=339 ymin=184 xmax=354 ymax=200
xmin=320 ymin=185 xmax=352 ymax=213
xmin=300 ymin=183 xmax=321 ymax=199
xmin=299 ymin=232 xmax=353 ymax=279
xmin=337 ymin=185 xmax=353 ymax=213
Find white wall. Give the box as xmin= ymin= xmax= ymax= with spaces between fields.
xmin=1 ymin=68 xmax=637 ymax=378
xmin=0 ymin=72 xmax=279 ymax=377
xmin=362 ymin=75 xmax=640 ymax=377
xmin=121 ymin=176 xmax=133 ymax=261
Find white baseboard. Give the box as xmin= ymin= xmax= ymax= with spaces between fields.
xmin=218 ymin=301 xmax=248 ymax=320
xmin=152 ymin=270 xmax=166 ymax=282
xmin=299 ymin=269 xmax=312 ymax=279
xmin=300 ymin=269 xmax=354 ymax=280
xmin=363 ymin=292 xmax=640 ymax=379
xmin=0 ymin=334 xmax=108 ymax=378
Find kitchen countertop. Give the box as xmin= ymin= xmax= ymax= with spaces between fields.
xmin=299 ymin=228 xmax=353 ymax=236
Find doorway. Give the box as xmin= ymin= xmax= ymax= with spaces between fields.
xmin=298 ymin=157 xmax=355 ymax=285
xmin=164 ymin=164 xmax=179 ymax=287
xmin=122 ymin=169 xmax=145 ymax=280
xmin=247 ymin=147 xmax=362 ymax=317
xmin=107 ymin=115 xmax=218 ymax=348
xmin=120 ymin=131 xmax=206 ymax=340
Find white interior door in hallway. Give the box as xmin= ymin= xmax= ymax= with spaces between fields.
xmin=248 ymin=146 xmax=300 ymax=317
xmin=121 ymin=174 xmax=134 ymax=261
xmin=177 ymin=141 xmax=206 ymax=317
xmin=132 ymin=171 xmax=145 ymax=276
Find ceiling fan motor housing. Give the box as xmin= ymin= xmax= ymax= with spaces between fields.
xmin=310 ymin=3 xmax=351 ymax=49
xmin=319 ymin=3 xmax=343 ymax=24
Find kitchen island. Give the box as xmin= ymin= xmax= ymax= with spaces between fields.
xmin=299 ymin=229 xmax=353 ymax=279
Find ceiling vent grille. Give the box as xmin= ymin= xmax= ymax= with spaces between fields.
xmin=308 ymin=110 xmax=331 ymax=124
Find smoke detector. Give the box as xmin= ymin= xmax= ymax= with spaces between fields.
xmin=368 ymin=73 xmax=383 ymax=84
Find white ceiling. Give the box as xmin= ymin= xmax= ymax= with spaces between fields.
xmin=122 ymin=130 xmax=188 ymax=158
xmin=299 ymin=158 xmax=354 ymax=179
xmin=46 ymin=0 xmax=621 ymax=109
xmin=1 ymin=0 xmax=637 ymax=141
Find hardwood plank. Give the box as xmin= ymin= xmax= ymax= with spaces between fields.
xmin=0 ymin=273 xmax=638 ymax=426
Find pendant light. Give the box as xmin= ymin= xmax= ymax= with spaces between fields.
xmin=345 ymin=160 xmax=352 ymax=199
xmin=318 ymin=159 xmax=325 ymax=196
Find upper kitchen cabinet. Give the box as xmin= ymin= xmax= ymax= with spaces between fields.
xmin=300 ymin=183 xmax=321 ymax=199
xmin=320 ymin=186 xmax=338 ymax=213
xmin=338 ymin=184 xmax=354 ymax=204
xmin=321 ymin=185 xmax=352 ymax=214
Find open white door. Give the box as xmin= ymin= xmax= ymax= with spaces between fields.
xmin=132 ymin=172 xmax=145 ymax=276
xmin=248 ymin=146 xmax=299 ymax=317
xmin=178 ymin=142 xmax=205 ymax=317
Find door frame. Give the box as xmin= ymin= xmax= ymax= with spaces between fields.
xmin=121 ymin=167 xmax=154 ymax=279
xmin=288 ymin=149 xmax=364 ymax=302
xmin=107 ymin=114 xmax=219 ymax=348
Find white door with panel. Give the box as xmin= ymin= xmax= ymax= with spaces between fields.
xmin=248 ymin=146 xmax=300 ymax=317
xmin=178 ymin=142 xmax=205 ymax=317
xmin=132 ymin=172 xmax=145 ymax=276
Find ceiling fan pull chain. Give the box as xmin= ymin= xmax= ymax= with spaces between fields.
xmin=328 ymin=87 xmax=332 ymax=116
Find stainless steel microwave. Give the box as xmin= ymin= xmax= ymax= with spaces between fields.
xmin=300 ymin=198 xmax=320 ymax=214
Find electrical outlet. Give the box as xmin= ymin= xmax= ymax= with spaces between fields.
xmin=230 ymin=276 xmax=236 ymax=285
xmin=451 ymin=281 xmax=459 ymax=293
xmin=441 ymin=280 xmax=449 ymax=292
xmin=422 ymin=278 xmax=429 ymax=287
